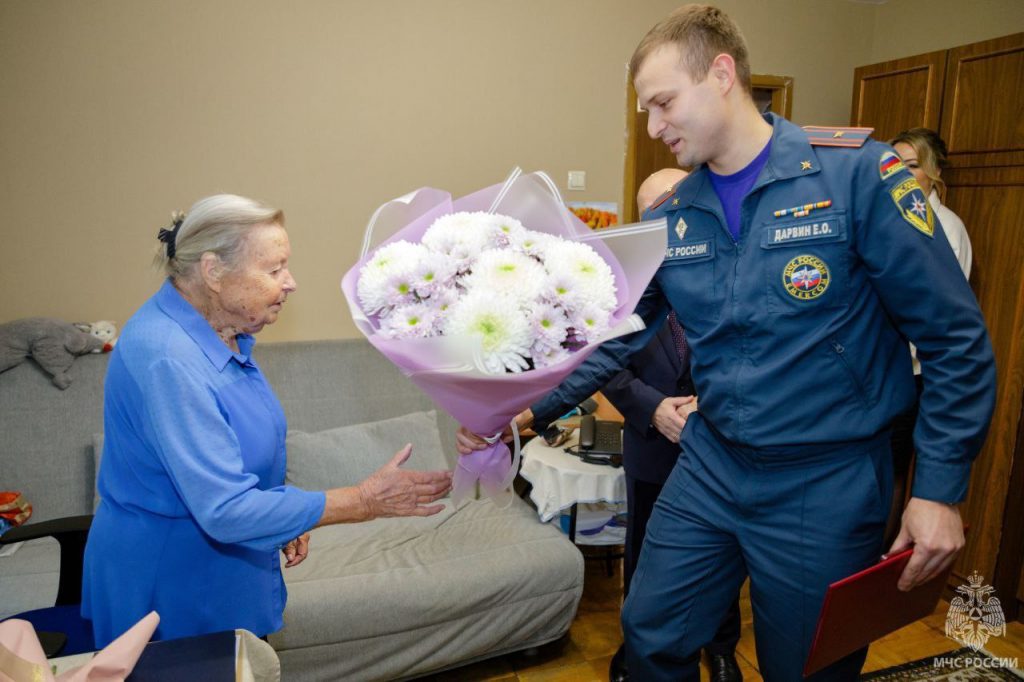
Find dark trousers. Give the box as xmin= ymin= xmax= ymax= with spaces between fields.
xmin=625 ymin=474 xmax=741 ymax=657
xmin=885 ymin=374 xmax=924 ymax=547
xmin=622 ymin=414 xmax=892 ymax=681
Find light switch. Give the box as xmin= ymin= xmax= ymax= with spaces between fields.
xmin=568 ymin=170 xmax=586 ymax=191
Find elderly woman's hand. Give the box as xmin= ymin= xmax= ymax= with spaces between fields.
xmin=282 ymin=533 xmax=310 ymax=568
xmin=356 ymin=444 xmax=453 ymax=518
xmin=316 ymin=445 xmax=453 ymax=527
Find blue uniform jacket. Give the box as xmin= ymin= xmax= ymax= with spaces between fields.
xmin=535 ymin=114 xmax=996 ymax=504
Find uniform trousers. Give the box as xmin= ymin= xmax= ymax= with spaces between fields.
xmin=625 ymin=476 xmax=741 ymax=656
xmin=622 ymin=413 xmax=893 ymax=681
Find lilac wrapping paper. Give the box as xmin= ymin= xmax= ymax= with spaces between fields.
xmin=341 ymin=170 xmax=667 ymax=505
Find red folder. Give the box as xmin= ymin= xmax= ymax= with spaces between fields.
xmin=802 ymin=548 xmax=953 ymax=677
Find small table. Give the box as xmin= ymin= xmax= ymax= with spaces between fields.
xmin=520 ymin=432 xmax=627 ymax=544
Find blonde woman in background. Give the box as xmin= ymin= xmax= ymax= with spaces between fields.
xmin=884 ymin=129 xmax=974 ymax=547
xmin=891 ymin=128 xmax=972 ymax=277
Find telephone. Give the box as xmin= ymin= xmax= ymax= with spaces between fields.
xmin=576 ymin=415 xmax=624 ymax=467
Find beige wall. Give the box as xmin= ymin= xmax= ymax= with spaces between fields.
xmin=0 ymin=0 xmax=1017 ymax=342
xmin=869 ymin=0 xmax=1024 ymax=63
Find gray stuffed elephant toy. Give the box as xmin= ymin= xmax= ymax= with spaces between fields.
xmin=0 ymin=317 xmax=113 ymax=389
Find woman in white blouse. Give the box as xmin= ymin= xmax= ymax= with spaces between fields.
xmin=891 ymin=128 xmax=973 ymax=277
xmin=885 ymin=129 xmax=974 ymax=545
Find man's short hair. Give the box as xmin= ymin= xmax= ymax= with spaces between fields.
xmin=630 ymin=4 xmax=752 ymax=93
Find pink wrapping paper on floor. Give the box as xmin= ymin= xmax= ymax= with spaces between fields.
xmin=0 ymin=611 xmax=159 ymax=682
xmin=341 ymin=169 xmax=667 ymax=505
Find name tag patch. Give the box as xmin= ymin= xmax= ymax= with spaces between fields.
xmin=665 ymin=240 xmax=713 ymax=262
xmin=769 ymin=220 xmax=837 ymax=245
xmin=783 ymin=255 xmax=831 ymax=300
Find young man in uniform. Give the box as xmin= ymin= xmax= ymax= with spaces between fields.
xmin=459 ymin=4 xmax=996 ymax=680
xmin=603 ymin=168 xmax=743 ymax=682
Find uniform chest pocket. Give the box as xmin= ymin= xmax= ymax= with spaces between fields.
xmin=658 ymin=239 xmax=722 ymax=325
xmin=759 ymin=213 xmax=850 ymax=315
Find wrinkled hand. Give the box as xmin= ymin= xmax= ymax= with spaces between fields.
xmin=282 ymin=532 xmax=310 ymax=568
xmin=887 ymin=497 xmax=965 ymax=591
xmin=357 ymin=444 xmax=453 ymax=518
xmin=652 ymin=395 xmax=697 ymax=443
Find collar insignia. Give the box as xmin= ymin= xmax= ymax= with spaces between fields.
xmin=800 ymin=160 xmax=813 ymax=171
xmin=675 ymin=217 xmax=688 ymax=241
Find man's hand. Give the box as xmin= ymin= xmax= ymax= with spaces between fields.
xmin=652 ymin=395 xmax=697 ymax=443
xmin=282 ymin=533 xmax=310 ymax=568
xmin=456 ymin=409 xmax=534 ymax=454
xmin=356 ymin=444 xmax=453 ymax=518
xmin=887 ymin=497 xmax=965 ymax=591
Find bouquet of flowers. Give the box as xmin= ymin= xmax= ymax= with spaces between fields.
xmin=341 ymin=169 xmax=666 ymax=505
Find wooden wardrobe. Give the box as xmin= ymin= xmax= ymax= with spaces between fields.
xmin=852 ymin=33 xmax=1024 ymax=619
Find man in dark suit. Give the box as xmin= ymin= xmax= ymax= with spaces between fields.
xmin=602 ymin=169 xmax=741 ymax=682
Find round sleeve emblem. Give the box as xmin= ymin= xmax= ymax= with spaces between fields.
xmin=783 ymin=255 xmax=831 ymax=299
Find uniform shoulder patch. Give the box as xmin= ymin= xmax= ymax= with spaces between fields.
xmin=879 ymin=150 xmax=905 ymax=180
xmin=890 ymin=177 xmax=935 ymax=237
xmin=803 ymin=125 xmax=874 ymax=148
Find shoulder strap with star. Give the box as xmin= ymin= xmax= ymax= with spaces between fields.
xmin=803 ymin=125 xmax=874 ymax=148
xmin=647 ymin=178 xmax=686 ymax=212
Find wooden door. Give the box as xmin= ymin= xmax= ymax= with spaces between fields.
xmin=621 ymin=74 xmax=793 ymax=224
xmin=853 ymin=33 xmax=1024 ymax=618
xmin=938 ymin=33 xmax=1024 ymax=615
xmin=850 ymin=50 xmax=946 ymax=141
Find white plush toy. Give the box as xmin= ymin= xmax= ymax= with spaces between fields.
xmin=0 ymin=318 xmax=118 ymax=389
xmin=77 ymin=320 xmax=118 ymax=351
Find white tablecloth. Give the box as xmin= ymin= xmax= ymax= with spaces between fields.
xmin=520 ymin=433 xmax=626 ymax=523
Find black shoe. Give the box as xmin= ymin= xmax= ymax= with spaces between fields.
xmin=709 ymin=652 xmax=742 ymax=682
xmin=609 ymin=644 xmax=629 ymax=682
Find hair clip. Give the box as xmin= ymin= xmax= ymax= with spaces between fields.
xmin=157 ymin=210 xmax=186 ymax=259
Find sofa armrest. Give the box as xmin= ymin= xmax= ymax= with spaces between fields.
xmin=1 ymin=515 xmax=93 ymax=606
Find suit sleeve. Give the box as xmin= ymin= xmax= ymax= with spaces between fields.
xmin=852 ymin=141 xmax=996 ymax=503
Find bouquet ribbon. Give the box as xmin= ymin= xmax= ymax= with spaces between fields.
xmin=342 ymin=169 xmax=667 ymax=506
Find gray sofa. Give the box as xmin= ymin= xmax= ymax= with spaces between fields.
xmin=0 ymin=339 xmax=584 ymax=681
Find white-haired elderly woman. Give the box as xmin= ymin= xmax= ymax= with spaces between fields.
xmin=82 ymin=194 xmax=452 ymax=648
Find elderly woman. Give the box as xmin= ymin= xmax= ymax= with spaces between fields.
xmin=81 ymin=194 xmax=452 ymax=647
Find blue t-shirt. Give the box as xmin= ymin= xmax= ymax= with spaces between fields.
xmin=708 ymin=139 xmax=772 ymax=241
xmin=82 ymin=279 xmax=326 ymax=646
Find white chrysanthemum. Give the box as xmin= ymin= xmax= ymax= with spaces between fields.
xmin=444 ymin=290 xmax=532 ymax=374
xmin=487 ymin=214 xmax=526 ymax=247
xmin=510 ymin=229 xmax=558 ymax=259
xmin=532 ymin=346 xmax=572 ymax=369
xmin=543 ymin=241 xmax=618 ymax=311
xmin=540 ymin=272 xmax=582 ymax=311
xmin=529 ymin=303 xmax=570 ymax=356
xmin=379 ymin=301 xmax=440 ymax=340
xmin=357 ymin=241 xmax=430 ymax=313
xmin=411 ymin=252 xmax=458 ymax=298
xmin=461 ymin=248 xmax=546 ymax=301
xmin=422 ymin=212 xmax=498 ymax=266
xmin=568 ymin=303 xmax=612 ymax=344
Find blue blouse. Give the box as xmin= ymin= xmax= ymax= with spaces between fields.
xmin=82 ymin=279 xmax=326 ymax=646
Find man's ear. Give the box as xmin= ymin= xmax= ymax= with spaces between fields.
xmin=199 ymin=252 xmax=224 ymax=293
xmin=709 ymin=53 xmax=737 ymax=95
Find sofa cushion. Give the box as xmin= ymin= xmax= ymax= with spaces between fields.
xmin=274 ymin=496 xmax=583 ymax=680
xmin=285 ymin=410 xmax=448 ymax=490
